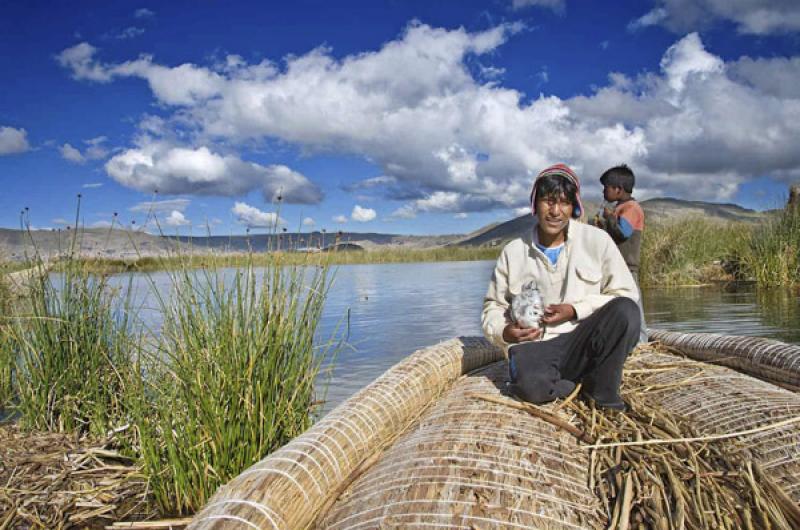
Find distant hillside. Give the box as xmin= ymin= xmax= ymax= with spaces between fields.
xmin=0 ymin=228 xmax=176 ymax=260
xmin=0 ymin=197 xmax=772 ymax=258
xmin=457 ymin=197 xmax=768 ymax=247
xmin=0 ymin=228 xmax=463 ymax=260
xmin=638 ymin=198 xmax=767 ymax=223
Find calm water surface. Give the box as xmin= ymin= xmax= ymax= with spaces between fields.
xmin=118 ymin=261 xmax=800 ymax=412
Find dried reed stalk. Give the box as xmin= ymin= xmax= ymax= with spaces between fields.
xmin=0 ymin=423 xmax=155 ymax=530
xmin=575 ymin=343 xmax=800 ymax=530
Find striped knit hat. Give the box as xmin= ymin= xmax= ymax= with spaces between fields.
xmin=529 ymin=163 xmax=583 ymax=219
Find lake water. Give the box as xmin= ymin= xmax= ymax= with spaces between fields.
xmin=119 ymin=261 xmax=800 ymax=412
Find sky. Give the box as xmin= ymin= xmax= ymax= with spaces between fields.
xmin=1 ymin=0 xmax=799 ymax=236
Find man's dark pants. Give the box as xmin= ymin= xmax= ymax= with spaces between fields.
xmin=507 ymin=297 xmax=640 ymax=407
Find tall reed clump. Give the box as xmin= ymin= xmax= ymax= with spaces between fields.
xmin=745 ymin=206 xmax=800 ymax=287
xmin=0 ymin=263 xmax=14 ymax=409
xmin=639 ymin=217 xmax=749 ymax=286
xmin=11 ymin=259 xmax=134 ymax=434
xmin=130 ymin=255 xmax=335 ymax=515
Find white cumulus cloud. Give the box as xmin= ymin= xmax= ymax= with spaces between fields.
xmin=60 ymin=143 xmax=85 ymax=163
xmin=59 ymin=137 xmax=108 ymax=164
xmin=232 ymin=202 xmax=283 ymax=228
xmin=0 ymin=126 xmax=31 ymax=155
xmin=514 ymin=206 xmax=531 ymax=217
xmin=302 ymin=217 xmax=315 ymax=227
xmin=56 ymin=42 xmax=114 ymax=82
xmin=164 ymin=210 xmax=190 ymax=226
xmin=105 ymin=139 xmax=321 ymax=203
xmin=332 ymin=215 xmax=348 ymax=224
xmin=630 ymin=0 xmax=800 ymax=35
xmin=58 ymin=23 xmax=800 ymax=211
xmin=351 ymin=205 xmax=376 ymax=222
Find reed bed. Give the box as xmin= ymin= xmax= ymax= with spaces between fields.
xmin=746 ymin=206 xmax=800 ymax=287
xmin=128 ymin=255 xmax=336 ymax=515
xmin=639 ymin=217 xmax=749 ymax=286
xmin=76 ymin=245 xmax=500 ymax=274
xmin=0 ymin=209 xmax=340 ymax=522
xmin=8 ymin=258 xmax=134 ymax=436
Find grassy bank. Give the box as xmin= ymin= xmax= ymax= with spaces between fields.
xmin=74 ymin=244 xmax=501 ymax=274
xmin=639 ymin=217 xmax=750 ymax=286
xmin=640 ymin=207 xmax=799 ymax=287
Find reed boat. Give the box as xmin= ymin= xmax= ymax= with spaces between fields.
xmin=188 ymin=331 xmax=800 ymax=529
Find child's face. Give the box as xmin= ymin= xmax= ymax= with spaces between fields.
xmin=603 ymin=184 xmax=623 ymax=202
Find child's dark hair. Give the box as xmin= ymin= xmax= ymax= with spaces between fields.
xmin=600 ymin=164 xmax=635 ymax=193
xmin=533 ymin=175 xmax=580 ymax=217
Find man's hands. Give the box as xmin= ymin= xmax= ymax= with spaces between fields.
xmin=542 ymin=304 xmax=576 ymax=326
xmin=503 ymin=303 xmax=576 ymax=343
xmin=502 ymin=322 xmax=543 ymax=343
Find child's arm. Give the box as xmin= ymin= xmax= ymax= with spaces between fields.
xmin=602 ymin=208 xmax=634 ymax=244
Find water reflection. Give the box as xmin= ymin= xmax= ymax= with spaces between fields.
xmin=644 ymin=284 xmax=800 ymax=344
xmin=105 ymin=262 xmax=798 ymax=412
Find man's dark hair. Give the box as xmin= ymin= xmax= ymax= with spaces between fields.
xmin=533 ymin=175 xmax=579 ymax=215
xmin=600 ymin=164 xmax=635 ymax=193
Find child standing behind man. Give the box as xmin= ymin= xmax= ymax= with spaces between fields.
xmin=593 ymin=164 xmax=648 ymax=343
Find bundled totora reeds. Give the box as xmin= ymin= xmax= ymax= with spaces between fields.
xmin=187 ymin=337 xmax=800 ymax=530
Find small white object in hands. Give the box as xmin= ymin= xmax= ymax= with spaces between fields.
xmin=511 ymin=281 xmax=544 ymax=330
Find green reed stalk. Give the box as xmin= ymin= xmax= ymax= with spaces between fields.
xmin=130 ymin=254 xmax=335 ymax=515
xmin=0 ymin=263 xmax=13 ymax=409
xmin=0 ymin=326 xmax=13 ymax=410
xmin=11 ymin=259 xmax=134 ymax=434
xmin=745 ymin=206 xmax=800 ymax=287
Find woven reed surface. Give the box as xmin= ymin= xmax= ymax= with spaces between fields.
xmin=189 ymin=335 xmax=800 ymax=529
xmin=188 ymin=337 xmax=503 ymax=530
xmin=650 ymin=328 xmax=800 ymax=390
xmin=624 ymin=348 xmax=800 ymax=503
xmin=318 ymin=360 xmax=604 ymax=530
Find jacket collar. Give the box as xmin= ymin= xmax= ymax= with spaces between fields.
xmin=528 ymin=217 xmax=574 ymax=260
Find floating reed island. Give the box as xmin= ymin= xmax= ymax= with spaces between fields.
xmin=188 ymin=331 xmax=800 ymax=530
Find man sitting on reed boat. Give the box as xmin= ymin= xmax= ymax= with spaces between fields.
xmin=481 ymin=163 xmax=640 ymax=410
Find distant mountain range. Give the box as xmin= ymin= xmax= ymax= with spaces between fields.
xmin=0 ymin=197 xmax=770 ymax=259
xmin=455 ymin=198 xmax=769 ymax=247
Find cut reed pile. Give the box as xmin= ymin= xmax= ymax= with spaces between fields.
xmin=0 ymin=423 xmax=152 ymax=529
xmin=581 ymin=345 xmax=800 ymax=529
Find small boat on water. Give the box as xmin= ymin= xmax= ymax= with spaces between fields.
xmin=188 ymin=331 xmax=800 ymax=529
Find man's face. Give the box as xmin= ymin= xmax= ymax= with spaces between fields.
xmin=603 ymin=184 xmax=622 ymax=202
xmin=535 ymin=193 xmax=573 ymax=238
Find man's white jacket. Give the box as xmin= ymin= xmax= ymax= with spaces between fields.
xmin=481 ymin=219 xmax=639 ymax=356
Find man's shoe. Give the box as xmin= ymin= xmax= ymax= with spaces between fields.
xmin=581 ymin=391 xmax=628 ymax=412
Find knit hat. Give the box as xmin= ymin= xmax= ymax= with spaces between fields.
xmin=529 ymin=163 xmax=583 ymax=219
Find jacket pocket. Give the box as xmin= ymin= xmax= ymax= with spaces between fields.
xmin=576 ymin=266 xmax=602 ymax=285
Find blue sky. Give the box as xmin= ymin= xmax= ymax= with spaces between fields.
xmin=1 ymin=1 xmax=799 ymax=236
